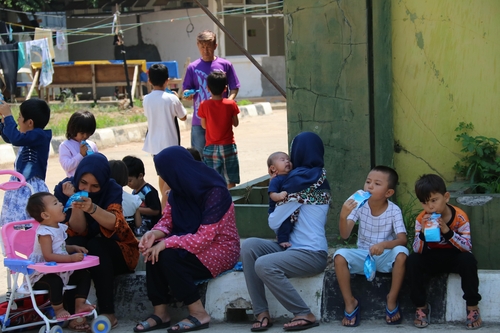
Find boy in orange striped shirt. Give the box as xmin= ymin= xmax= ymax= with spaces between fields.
xmin=407 ymin=174 xmax=481 ymax=330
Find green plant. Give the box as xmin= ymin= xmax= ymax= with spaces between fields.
xmin=237 ymin=99 xmax=252 ymax=106
xmin=337 ymin=221 xmax=358 ymax=248
xmin=453 ymin=122 xmax=500 ymax=193
xmin=396 ymin=196 xmax=420 ymax=252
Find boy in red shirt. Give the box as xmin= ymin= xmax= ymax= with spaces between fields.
xmin=198 ymin=70 xmax=240 ymax=188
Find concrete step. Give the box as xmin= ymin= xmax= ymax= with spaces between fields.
xmin=101 ymin=269 xmax=500 ymax=324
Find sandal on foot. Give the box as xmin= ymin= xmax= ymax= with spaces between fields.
xmin=343 ymin=303 xmax=360 ymax=327
xmin=167 ymin=315 xmax=209 ymax=333
xmin=414 ymin=304 xmax=431 ymax=328
xmin=283 ymin=318 xmax=319 ymax=332
xmin=68 ymin=317 xmax=90 ymax=332
xmin=251 ymin=316 xmax=273 ymax=332
xmin=386 ymin=302 xmax=402 ymax=325
xmin=466 ymin=308 xmax=482 ymax=330
xmin=134 ymin=314 xmax=171 ymax=332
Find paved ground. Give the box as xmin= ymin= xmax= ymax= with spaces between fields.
xmin=0 ymin=108 xmax=288 ymax=205
xmin=2 ymin=109 xmax=499 ymax=332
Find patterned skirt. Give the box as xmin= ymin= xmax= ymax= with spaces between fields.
xmin=0 ymin=177 xmax=49 ymax=226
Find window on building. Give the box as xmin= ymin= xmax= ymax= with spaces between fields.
xmin=222 ymin=0 xmax=284 ymax=57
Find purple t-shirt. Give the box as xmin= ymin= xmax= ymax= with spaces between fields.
xmin=183 ymin=57 xmax=240 ymax=126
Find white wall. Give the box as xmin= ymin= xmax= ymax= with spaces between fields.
xmin=229 ymin=55 xmax=263 ymax=98
xmin=139 ymin=9 xmax=213 ymax=70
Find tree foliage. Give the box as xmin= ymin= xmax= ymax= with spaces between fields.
xmin=1 ymin=0 xmax=98 ymax=12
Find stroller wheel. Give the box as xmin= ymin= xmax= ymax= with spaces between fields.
xmin=50 ymin=325 xmax=63 ymax=333
xmin=91 ymin=315 xmax=112 ymax=333
xmin=38 ymin=325 xmax=48 ymax=333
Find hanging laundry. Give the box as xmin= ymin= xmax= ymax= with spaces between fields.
xmin=34 ymin=28 xmax=55 ymax=59
xmin=0 ymin=43 xmax=19 ymax=94
xmin=8 ymin=24 xmax=13 ymax=43
xmin=0 ymin=21 xmax=10 ymax=44
xmin=17 ymin=42 xmax=26 ymax=69
xmin=56 ymin=30 xmax=66 ymax=50
xmin=25 ymin=38 xmax=53 ymax=87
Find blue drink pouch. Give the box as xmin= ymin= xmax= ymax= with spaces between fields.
xmin=364 ymin=254 xmax=376 ymax=281
xmin=183 ymin=89 xmax=200 ymax=98
xmin=64 ymin=191 xmax=89 ymax=212
xmin=348 ymin=190 xmax=372 ymax=209
xmin=424 ymin=213 xmax=441 ymax=242
xmin=81 ymin=140 xmax=94 ymax=155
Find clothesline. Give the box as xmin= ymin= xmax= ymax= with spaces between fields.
xmin=0 ymin=1 xmax=284 ymax=36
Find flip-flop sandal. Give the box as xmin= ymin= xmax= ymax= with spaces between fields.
xmin=251 ymin=316 xmax=273 ymax=332
xmin=68 ymin=317 xmax=90 ymax=332
xmin=167 ymin=315 xmax=209 ymax=333
xmin=386 ymin=302 xmax=403 ymax=325
xmin=283 ymin=318 xmax=319 ymax=332
xmin=343 ymin=303 xmax=360 ymax=327
xmin=414 ymin=303 xmax=431 ymax=328
xmin=466 ymin=308 xmax=482 ymax=330
xmin=134 ymin=314 xmax=171 ymax=332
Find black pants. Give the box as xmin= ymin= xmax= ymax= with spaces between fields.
xmin=66 ymin=236 xmax=131 ymax=314
xmin=406 ymin=249 xmax=481 ymax=307
xmin=0 ymin=43 xmax=18 ymax=96
xmin=34 ymin=269 xmax=91 ymax=311
xmin=146 ymin=249 xmax=211 ymax=306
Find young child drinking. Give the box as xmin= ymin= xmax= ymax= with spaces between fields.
xmin=333 ymin=166 xmax=408 ymax=326
xmin=59 ymin=110 xmax=98 ymax=177
xmin=407 ymin=174 xmax=482 ymax=329
xmin=109 ymin=159 xmax=142 ymax=235
xmin=25 ymin=192 xmax=95 ymax=331
xmin=267 ymin=151 xmax=293 ymax=248
xmin=0 ymin=99 xmax=52 ymax=226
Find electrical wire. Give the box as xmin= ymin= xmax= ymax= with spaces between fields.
xmin=0 ymin=1 xmax=285 ymax=49
xmin=185 ymin=8 xmax=194 ymax=37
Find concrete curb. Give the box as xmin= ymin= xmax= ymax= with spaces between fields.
xmin=0 ymin=102 xmax=277 ymax=166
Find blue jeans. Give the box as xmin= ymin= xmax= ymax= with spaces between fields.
xmin=191 ymin=125 xmax=206 ymax=156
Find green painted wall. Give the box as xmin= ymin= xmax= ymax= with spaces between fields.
xmin=392 ymin=0 xmax=500 ymax=198
xmin=283 ymin=1 xmax=394 ymax=240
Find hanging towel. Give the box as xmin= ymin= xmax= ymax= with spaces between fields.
xmin=56 ymin=30 xmax=66 ymax=50
xmin=34 ymin=28 xmax=55 ymax=59
xmin=17 ymin=42 xmax=26 ymax=69
xmin=25 ymin=38 xmax=53 ymax=87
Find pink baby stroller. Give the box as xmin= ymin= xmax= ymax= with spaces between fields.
xmin=0 ymin=170 xmax=112 ymax=333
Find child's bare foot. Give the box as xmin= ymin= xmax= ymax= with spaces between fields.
xmin=52 ymin=304 xmax=71 ymax=320
xmin=279 ymin=242 xmax=292 ymax=248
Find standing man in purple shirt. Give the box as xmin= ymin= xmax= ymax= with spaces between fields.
xmin=182 ymin=30 xmax=241 ymax=156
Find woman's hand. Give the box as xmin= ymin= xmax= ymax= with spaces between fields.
xmin=72 ymin=196 xmax=94 ymax=213
xmin=62 ymin=181 xmax=76 ymax=197
xmin=66 ymin=245 xmax=88 ymax=254
xmin=142 ymin=241 xmax=166 ymax=264
xmin=138 ymin=231 xmax=156 ymax=253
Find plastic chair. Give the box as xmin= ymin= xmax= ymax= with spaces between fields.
xmin=0 ymin=171 xmax=112 ymax=333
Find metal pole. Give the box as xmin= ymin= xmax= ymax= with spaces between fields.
xmin=114 ymin=5 xmax=133 ymax=107
xmin=193 ymin=0 xmax=286 ymax=99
